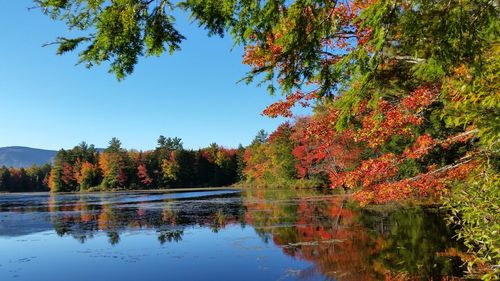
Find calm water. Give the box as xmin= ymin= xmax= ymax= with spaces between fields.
xmin=0 ymin=189 xmax=466 ymax=280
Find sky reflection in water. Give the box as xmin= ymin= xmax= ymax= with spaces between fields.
xmin=0 ymin=189 xmax=466 ymax=280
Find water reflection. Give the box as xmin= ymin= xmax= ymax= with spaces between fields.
xmin=0 ymin=189 xmax=467 ymax=280
xmin=0 ymin=191 xmax=242 ymax=249
xmin=244 ymin=189 xmax=466 ymax=280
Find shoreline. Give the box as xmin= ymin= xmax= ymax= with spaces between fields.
xmin=0 ymin=186 xmax=238 ymax=196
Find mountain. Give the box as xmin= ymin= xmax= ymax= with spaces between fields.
xmin=0 ymin=146 xmax=57 ymax=168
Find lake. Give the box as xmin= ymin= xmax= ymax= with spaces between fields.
xmin=0 ymin=188 xmax=467 ymax=280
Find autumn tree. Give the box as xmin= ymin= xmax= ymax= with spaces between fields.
xmin=243 ymin=131 xmax=273 ymax=184
xmin=75 ymin=161 xmax=100 ymax=191
xmin=2 ymin=166 xmax=50 ymax=192
xmin=99 ymin=138 xmax=132 ymax=190
xmin=244 ymin=126 xmax=303 ymax=187
xmin=290 ymin=113 xmax=362 ymax=189
xmin=49 ymin=142 xmax=100 ymax=192
xmin=136 ymin=164 xmax=153 ymax=187
xmin=160 ymin=151 xmax=179 ymax=185
xmin=25 ymin=164 xmax=51 ymax=192
xmin=43 ymin=137 xmax=241 ymax=191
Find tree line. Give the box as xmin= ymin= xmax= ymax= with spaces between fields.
xmin=1 ymin=136 xmax=244 ymax=193
xmin=48 ymin=136 xmax=243 ymax=192
xmin=0 ymin=164 xmax=51 ymax=192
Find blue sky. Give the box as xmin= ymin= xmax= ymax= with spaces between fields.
xmin=0 ymin=1 xmax=309 ymax=151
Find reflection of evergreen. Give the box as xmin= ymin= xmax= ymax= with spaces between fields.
xmin=53 ymin=220 xmax=72 ymax=237
xmin=73 ymin=233 xmax=94 ymax=244
xmin=157 ymin=230 xmax=183 ymax=244
xmin=107 ymin=231 xmax=120 ymax=245
xmin=364 ymin=207 xmax=465 ymax=279
xmin=244 ymin=188 xmax=301 ymax=243
xmin=209 ymin=208 xmax=245 ymax=233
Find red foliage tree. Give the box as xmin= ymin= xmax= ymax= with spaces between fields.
xmin=137 ymin=164 xmax=153 ymax=186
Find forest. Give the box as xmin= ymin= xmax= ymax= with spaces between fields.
xmin=48 ymin=137 xmax=243 ymax=192
xmin=0 ymin=136 xmax=243 ymax=192
xmin=5 ymin=0 xmax=498 ymax=279
xmin=0 ymin=164 xmax=51 ymax=192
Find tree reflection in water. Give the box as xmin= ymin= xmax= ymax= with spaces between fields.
xmin=0 ymin=189 xmax=467 ymax=280
xmin=44 ymin=192 xmax=245 ymax=245
xmin=243 ymin=189 xmax=466 ymax=281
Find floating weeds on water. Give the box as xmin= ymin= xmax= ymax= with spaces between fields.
xmin=283 ymin=239 xmax=345 ymax=248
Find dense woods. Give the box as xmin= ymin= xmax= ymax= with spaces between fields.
xmin=48 ymin=137 xmax=241 ymax=192
xmin=0 ymin=164 xmax=51 ymax=192
xmin=31 ymin=0 xmax=500 ymax=278
xmin=1 ymin=136 xmax=241 ymax=193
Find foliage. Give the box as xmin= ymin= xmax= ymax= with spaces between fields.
xmin=35 ymin=0 xmax=184 ymax=80
xmin=49 ymin=142 xmax=99 ymax=192
xmin=136 ymin=164 xmax=153 ymax=186
xmin=0 ymin=164 xmax=51 ymax=192
xmin=75 ymin=161 xmax=100 ymax=190
xmin=161 ymin=153 xmax=179 ymax=182
xmin=443 ymin=162 xmax=500 ymax=279
xmin=243 ymin=125 xmax=301 ymax=187
xmin=45 ymin=136 xmax=240 ymax=192
xmin=36 ymin=0 xmax=499 ymax=278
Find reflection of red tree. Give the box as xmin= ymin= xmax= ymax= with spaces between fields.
xmin=137 ymin=164 xmax=153 ymax=186
xmin=244 ymin=191 xmax=382 ymax=280
xmin=291 ymin=197 xmax=380 ymax=280
xmin=244 ymin=191 xmax=466 ymax=280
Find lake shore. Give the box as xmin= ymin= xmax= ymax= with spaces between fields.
xmin=0 ymin=186 xmax=238 ymax=196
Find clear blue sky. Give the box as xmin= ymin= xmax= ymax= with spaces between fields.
xmin=0 ymin=1 xmax=309 ymax=151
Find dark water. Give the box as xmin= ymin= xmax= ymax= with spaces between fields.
xmin=0 ymin=189 xmax=466 ymax=280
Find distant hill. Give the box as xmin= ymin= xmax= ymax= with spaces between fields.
xmin=0 ymin=146 xmax=57 ymax=168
